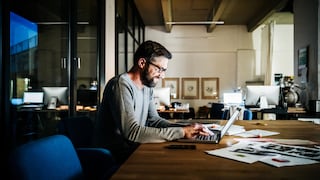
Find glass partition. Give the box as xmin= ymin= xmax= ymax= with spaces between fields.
xmin=116 ymin=0 xmax=145 ymax=75
xmin=8 ymin=0 xmax=100 ymax=144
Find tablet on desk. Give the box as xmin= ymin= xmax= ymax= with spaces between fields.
xmin=165 ymin=144 xmax=196 ymax=150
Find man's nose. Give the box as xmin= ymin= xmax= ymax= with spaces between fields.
xmin=159 ymin=72 xmax=165 ymax=78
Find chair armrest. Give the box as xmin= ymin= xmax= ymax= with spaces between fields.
xmin=76 ymin=148 xmax=119 ymax=179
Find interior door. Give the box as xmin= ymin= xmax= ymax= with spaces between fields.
xmin=75 ymin=0 xmax=98 ymax=113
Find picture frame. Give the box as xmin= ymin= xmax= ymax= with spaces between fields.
xmin=181 ymin=78 xmax=199 ymax=99
xmin=201 ymin=77 xmax=219 ymax=99
xmin=162 ymin=78 xmax=180 ymax=99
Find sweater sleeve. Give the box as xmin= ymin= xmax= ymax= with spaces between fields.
xmin=116 ymin=77 xmax=184 ymax=143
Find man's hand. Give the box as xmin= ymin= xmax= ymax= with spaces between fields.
xmin=182 ymin=123 xmax=211 ymax=139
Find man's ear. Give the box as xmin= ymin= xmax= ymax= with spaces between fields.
xmin=138 ymin=58 xmax=146 ymax=69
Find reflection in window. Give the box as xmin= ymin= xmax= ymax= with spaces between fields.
xmin=10 ymin=12 xmax=38 ymax=55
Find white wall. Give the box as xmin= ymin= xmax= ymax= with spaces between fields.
xmin=104 ymin=0 xmax=116 ymax=93
xmin=146 ymin=25 xmax=254 ymax=109
xmin=146 ymin=24 xmax=293 ymax=112
xmin=272 ymin=25 xmax=294 ymax=78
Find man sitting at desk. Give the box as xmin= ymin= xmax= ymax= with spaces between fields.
xmin=93 ymin=40 xmax=209 ymax=164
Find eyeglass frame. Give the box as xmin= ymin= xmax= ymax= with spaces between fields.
xmin=147 ymin=61 xmax=167 ymax=73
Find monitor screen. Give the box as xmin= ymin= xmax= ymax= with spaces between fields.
xmin=42 ymin=87 xmax=68 ymax=106
xmin=223 ymin=92 xmax=242 ymax=105
xmin=245 ymin=85 xmax=280 ymax=106
xmin=77 ymin=89 xmax=97 ymax=106
xmin=153 ymin=87 xmax=171 ymax=107
xmin=23 ymin=92 xmax=44 ymax=104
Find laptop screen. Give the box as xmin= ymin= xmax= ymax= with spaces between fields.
xmin=23 ymin=92 xmax=44 ymax=104
xmin=220 ymin=107 xmax=241 ymax=137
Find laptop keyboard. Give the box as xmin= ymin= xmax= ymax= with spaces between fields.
xmin=177 ymin=130 xmax=221 ymax=143
xmin=194 ymin=132 xmax=220 ymax=143
xmin=19 ymin=104 xmax=43 ymax=109
xmin=196 ymin=135 xmax=216 ymax=141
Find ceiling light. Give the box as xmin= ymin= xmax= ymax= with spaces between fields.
xmin=166 ymin=21 xmax=224 ymax=25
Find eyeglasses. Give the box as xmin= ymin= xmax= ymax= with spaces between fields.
xmin=148 ymin=61 xmax=167 ymax=73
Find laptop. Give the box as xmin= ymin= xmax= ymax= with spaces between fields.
xmin=177 ymin=107 xmax=241 ymax=144
xmin=19 ymin=92 xmax=44 ymax=109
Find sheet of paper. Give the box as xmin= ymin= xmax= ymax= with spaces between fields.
xmin=259 ymin=154 xmax=319 ymax=167
xmin=206 ymin=141 xmax=320 ymax=167
xmin=249 ymin=142 xmax=320 ymax=160
xmin=205 ymin=141 xmax=274 ymax=164
xmin=234 ymin=129 xmax=279 ymax=137
xmin=233 ymin=138 xmax=318 ymax=145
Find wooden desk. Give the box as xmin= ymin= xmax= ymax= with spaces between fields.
xmin=14 ymin=106 xmax=96 ymax=146
xmin=111 ymin=120 xmax=320 ymax=179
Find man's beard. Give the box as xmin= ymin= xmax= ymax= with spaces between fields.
xmin=141 ymin=68 xmax=157 ymax=87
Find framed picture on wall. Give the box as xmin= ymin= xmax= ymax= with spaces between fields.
xmin=162 ymin=78 xmax=180 ymax=99
xmin=181 ymin=78 xmax=199 ymax=99
xmin=201 ymin=77 xmax=219 ymax=99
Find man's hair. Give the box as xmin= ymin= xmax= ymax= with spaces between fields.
xmin=133 ymin=40 xmax=172 ymax=65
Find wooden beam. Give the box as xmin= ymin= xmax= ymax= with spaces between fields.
xmin=207 ymin=0 xmax=228 ymax=33
xmin=247 ymin=0 xmax=289 ymax=32
xmin=161 ymin=0 xmax=173 ymax=32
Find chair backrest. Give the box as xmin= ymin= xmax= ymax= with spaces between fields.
xmin=57 ymin=116 xmax=94 ymax=148
xmin=221 ymin=109 xmax=229 ymax=120
xmin=210 ymin=103 xmax=224 ymax=119
xmin=77 ymin=147 xmax=119 ymax=179
xmin=9 ymin=135 xmax=84 ymax=180
xmin=186 ymin=107 xmax=196 ymax=119
xmin=243 ymin=109 xmax=253 ymax=120
xmin=197 ymin=106 xmax=210 ymax=118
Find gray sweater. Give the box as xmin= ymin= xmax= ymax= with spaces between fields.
xmin=93 ymin=73 xmax=184 ymax=161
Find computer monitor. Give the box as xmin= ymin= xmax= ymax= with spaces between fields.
xmin=153 ymin=87 xmax=171 ymax=108
xmin=245 ymin=85 xmax=280 ymax=107
xmin=223 ymin=92 xmax=242 ymax=105
xmin=77 ymin=89 xmax=97 ymax=106
xmin=42 ymin=87 xmax=68 ymax=106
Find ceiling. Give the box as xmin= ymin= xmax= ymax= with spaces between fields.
xmin=134 ymin=0 xmax=293 ymax=33
xmin=10 ymin=0 xmax=293 ymax=33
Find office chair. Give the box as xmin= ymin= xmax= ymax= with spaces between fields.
xmin=57 ymin=115 xmax=94 ymax=148
xmin=186 ymin=107 xmax=196 ymax=119
xmin=172 ymin=107 xmax=195 ymax=119
xmin=197 ymin=106 xmax=210 ymax=118
xmin=210 ymin=103 xmax=224 ymax=119
xmin=222 ymin=109 xmax=253 ymax=120
xmin=8 ymin=134 xmax=117 ymax=180
xmin=243 ymin=109 xmax=253 ymax=120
